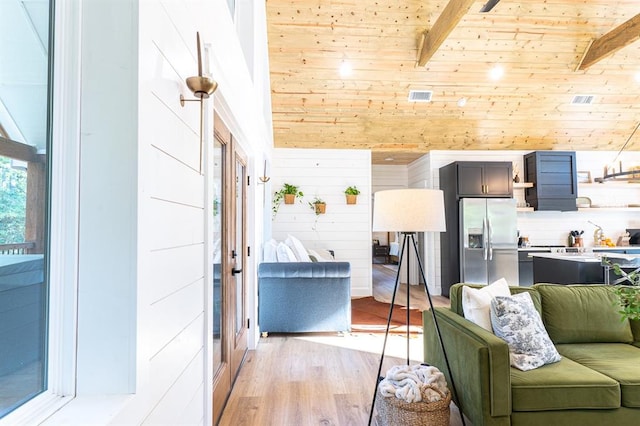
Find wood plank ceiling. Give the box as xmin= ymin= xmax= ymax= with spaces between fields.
xmin=265 ymin=0 xmax=640 ymax=164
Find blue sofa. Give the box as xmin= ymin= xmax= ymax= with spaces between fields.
xmin=258 ymin=262 xmax=351 ymax=334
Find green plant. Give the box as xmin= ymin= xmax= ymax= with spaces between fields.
xmin=0 ymin=156 xmax=27 ymax=243
xmin=344 ymin=185 xmax=360 ymax=196
xmin=309 ymin=197 xmax=327 ymax=214
xmin=308 ymin=196 xmax=326 ymax=215
xmin=272 ymin=183 xmax=304 ymax=217
xmin=604 ymin=258 xmax=640 ymax=321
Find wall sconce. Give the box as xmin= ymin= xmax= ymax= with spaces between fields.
xmin=180 ymin=32 xmax=218 ymax=174
xmin=259 ymin=160 xmax=270 ymax=183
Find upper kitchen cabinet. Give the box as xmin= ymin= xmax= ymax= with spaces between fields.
xmin=524 ymin=151 xmax=577 ymax=211
xmin=441 ymin=161 xmax=513 ymax=198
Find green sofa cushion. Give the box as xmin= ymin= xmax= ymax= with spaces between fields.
xmin=631 ymin=319 xmax=640 ymax=344
xmin=511 ymin=356 xmax=620 ymax=411
xmin=449 ymin=283 xmax=542 ymax=317
xmin=535 ymin=284 xmax=634 ymax=344
xmin=557 ymin=343 xmax=640 ymax=408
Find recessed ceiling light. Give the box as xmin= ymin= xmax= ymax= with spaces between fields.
xmin=489 ymin=65 xmax=504 ymax=81
xmin=635 ymin=72 xmax=640 ymax=83
xmin=339 ymin=60 xmax=352 ymax=77
xmin=385 ymin=157 xmax=394 ymax=161
xmin=457 ymin=97 xmax=467 ymax=107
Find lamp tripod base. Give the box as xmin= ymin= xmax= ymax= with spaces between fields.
xmin=367 ymin=232 xmax=465 ymax=426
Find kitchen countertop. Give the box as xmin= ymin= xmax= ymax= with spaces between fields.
xmin=519 ymin=246 xmax=640 ymax=252
xmin=528 ymin=251 xmax=640 ymax=263
xmin=518 ymin=247 xmax=559 ymax=251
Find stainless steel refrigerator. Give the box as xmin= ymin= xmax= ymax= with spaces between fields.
xmin=459 ymin=198 xmax=519 ymax=285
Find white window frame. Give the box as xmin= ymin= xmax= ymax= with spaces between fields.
xmin=1 ymin=0 xmax=81 ymax=423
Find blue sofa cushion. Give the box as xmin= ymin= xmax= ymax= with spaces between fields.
xmin=258 ymin=261 xmax=350 ymax=278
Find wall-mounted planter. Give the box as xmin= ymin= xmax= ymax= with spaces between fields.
xmin=273 ymin=183 xmax=304 ymax=217
xmin=309 ymin=197 xmax=327 ymax=215
xmin=344 ymin=186 xmax=360 ymax=204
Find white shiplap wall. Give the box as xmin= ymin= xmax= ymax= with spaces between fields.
xmin=132 ymin=1 xmax=209 ymax=423
xmin=271 ymin=149 xmax=372 ymax=297
xmin=372 ymin=164 xmax=407 ymax=244
xmin=43 ymin=0 xmax=273 ymax=425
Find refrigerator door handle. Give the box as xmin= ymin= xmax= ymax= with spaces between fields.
xmin=483 ymin=217 xmax=489 ymax=261
xmin=487 ymin=218 xmax=493 ymax=260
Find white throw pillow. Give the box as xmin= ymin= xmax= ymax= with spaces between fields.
xmin=461 ymin=278 xmax=511 ymax=331
xmin=276 ymin=242 xmax=297 ymax=262
xmin=285 ymin=234 xmax=311 ymax=262
xmin=490 ymin=292 xmax=561 ymax=371
xmin=263 ymin=239 xmax=278 ymax=262
xmin=307 ymin=249 xmax=335 ymax=262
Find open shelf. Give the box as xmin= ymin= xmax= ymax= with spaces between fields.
xmin=513 ymin=182 xmax=534 ymax=188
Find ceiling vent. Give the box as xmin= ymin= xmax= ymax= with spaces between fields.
xmin=408 ymin=90 xmax=433 ymax=102
xmin=571 ymin=94 xmax=595 ymax=105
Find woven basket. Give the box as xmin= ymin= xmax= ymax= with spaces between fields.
xmin=375 ymin=385 xmax=451 ymax=426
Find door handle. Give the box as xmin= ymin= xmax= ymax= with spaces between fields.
xmin=482 ymin=218 xmax=489 ymax=261
xmin=487 ymin=218 xmax=493 ymax=260
xmin=232 ymin=267 xmax=242 ymax=276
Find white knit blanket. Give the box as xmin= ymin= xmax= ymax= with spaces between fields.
xmin=378 ymin=364 xmax=449 ymax=403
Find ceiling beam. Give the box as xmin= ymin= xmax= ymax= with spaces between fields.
xmin=0 ymin=135 xmax=39 ymax=162
xmin=417 ymin=0 xmax=477 ymax=67
xmin=577 ymin=13 xmax=640 ymax=71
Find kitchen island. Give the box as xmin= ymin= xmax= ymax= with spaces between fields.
xmin=530 ymin=250 xmax=640 ymax=285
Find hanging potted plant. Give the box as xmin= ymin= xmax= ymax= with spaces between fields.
xmin=344 ymin=185 xmax=360 ymax=205
xmin=309 ymin=197 xmax=327 ymax=215
xmin=272 ymin=183 xmax=304 ymax=217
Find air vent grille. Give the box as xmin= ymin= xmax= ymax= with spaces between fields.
xmin=408 ymin=90 xmax=433 ymax=102
xmin=571 ymin=94 xmax=595 ymax=105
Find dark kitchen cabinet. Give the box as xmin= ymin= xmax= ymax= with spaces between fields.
xmin=439 ymin=161 xmax=513 ymax=296
xmin=518 ymin=250 xmax=535 ymax=287
xmin=533 ymin=256 xmax=603 ymax=284
xmin=524 ymin=151 xmax=577 ymax=211
xmin=446 ymin=161 xmax=513 ymax=198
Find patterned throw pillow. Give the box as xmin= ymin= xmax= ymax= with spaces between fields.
xmin=490 ymin=292 xmax=561 ymax=371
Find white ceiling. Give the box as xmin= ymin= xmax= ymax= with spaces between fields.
xmin=0 ymin=0 xmax=49 ymax=149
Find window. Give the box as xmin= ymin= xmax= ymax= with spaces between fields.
xmin=0 ymin=0 xmax=53 ymax=418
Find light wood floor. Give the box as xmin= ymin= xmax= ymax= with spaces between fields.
xmin=372 ymin=263 xmax=450 ymax=311
xmin=218 ymin=264 xmax=465 ymax=426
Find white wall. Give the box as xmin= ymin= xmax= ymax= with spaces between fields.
xmin=75 ymin=0 xmax=139 ymax=395
xmin=41 ymin=0 xmax=273 ymax=425
xmin=373 ymin=150 xmax=640 ymax=295
xmin=270 ymin=148 xmax=372 ymax=297
xmin=405 ymin=150 xmax=640 ymax=294
xmin=517 ymin=151 xmax=640 ymax=247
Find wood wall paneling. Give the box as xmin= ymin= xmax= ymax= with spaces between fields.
xmin=266 ymin=0 xmax=640 ymax=160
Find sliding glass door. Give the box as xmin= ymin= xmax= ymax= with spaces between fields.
xmin=0 ymin=0 xmax=52 ymax=418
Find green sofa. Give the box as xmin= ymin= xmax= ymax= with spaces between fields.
xmin=424 ymin=283 xmax=640 ymax=426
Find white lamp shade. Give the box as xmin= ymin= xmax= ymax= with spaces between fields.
xmin=372 ymin=189 xmax=446 ymax=232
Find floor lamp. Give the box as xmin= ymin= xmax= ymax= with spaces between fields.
xmin=367 ymin=188 xmax=465 ymax=426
